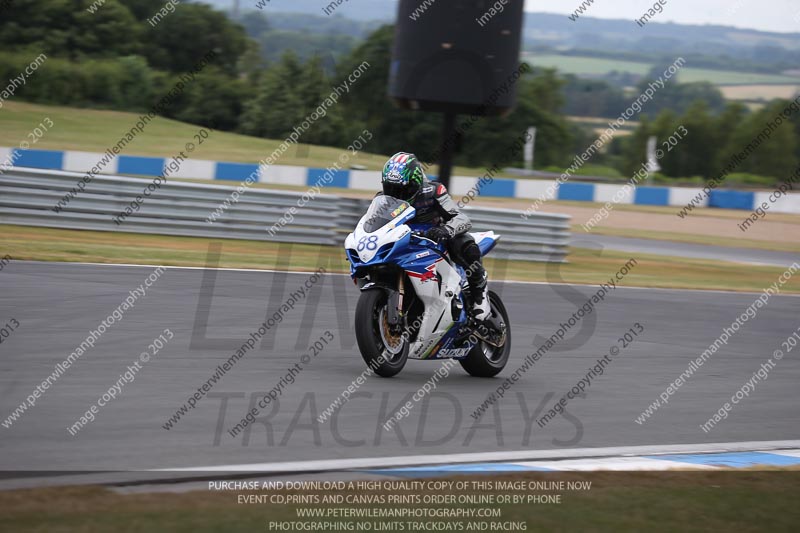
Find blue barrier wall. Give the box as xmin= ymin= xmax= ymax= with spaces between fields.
xmin=558 ymin=182 xmax=594 ymax=201
xmin=634 ymin=186 xmax=670 ymax=206
xmin=481 ymin=178 xmax=516 ymax=198
xmin=117 ymin=155 xmax=164 ymax=176
xmin=12 ymin=148 xmax=63 ymax=170
xmin=215 ymin=162 xmax=259 ymax=181
xmin=6 ymin=147 xmax=794 ymax=213
xmin=308 ymin=168 xmax=349 ymax=189
xmin=709 ymin=190 xmax=755 ymax=210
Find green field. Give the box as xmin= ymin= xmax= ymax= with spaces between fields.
xmin=529 ymin=54 xmax=652 ymax=76
xmin=527 ymin=54 xmax=800 ymax=86
xmin=0 ymin=102 xmax=391 ymax=171
xmin=578 ymin=225 xmax=800 ymax=254
xmin=2 ymin=471 xmax=799 ymax=532
xmin=0 ymin=102 xmax=505 ymax=178
xmin=3 ymin=225 xmax=799 ymax=294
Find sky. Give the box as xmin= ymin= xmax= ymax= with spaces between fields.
xmin=524 ymin=0 xmax=800 ymax=34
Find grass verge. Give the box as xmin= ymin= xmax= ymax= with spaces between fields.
xmin=0 ymin=102 xmax=389 ymax=170
xmin=549 ymin=199 xmax=800 ymax=223
xmin=2 ymin=225 xmax=798 ymax=293
xmin=1 ymin=471 xmax=799 ymax=532
xmin=572 ymin=225 xmax=800 ymax=254
xmin=0 ymin=102 xmax=521 ymax=179
xmin=526 ymin=53 xmax=800 ymax=85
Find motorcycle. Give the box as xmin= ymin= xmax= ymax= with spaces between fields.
xmin=344 ymin=195 xmax=511 ymax=378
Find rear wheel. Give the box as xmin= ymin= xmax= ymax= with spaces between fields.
xmin=459 ymin=291 xmax=511 ymax=377
xmin=354 ymin=289 xmax=408 ymax=378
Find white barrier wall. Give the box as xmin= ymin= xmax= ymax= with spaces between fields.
xmin=3 ymin=147 xmax=799 ymax=214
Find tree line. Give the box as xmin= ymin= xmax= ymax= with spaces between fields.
xmin=0 ymin=0 xmax=797 ymax=184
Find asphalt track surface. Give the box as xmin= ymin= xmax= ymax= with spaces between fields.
xmin=1 ymin=261 xmax=799 ymax=474
xmin=576 ymin=234 xmax=797 ymax=268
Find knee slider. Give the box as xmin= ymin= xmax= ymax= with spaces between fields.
xmin=462 ymin=241 xmax=482 ymax=264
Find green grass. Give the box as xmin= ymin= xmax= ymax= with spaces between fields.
xmin=549 ymin=198 xmax=800 ymax=223
xmin=680 ymin=69 xmax=800 ymax=86
xmin=0 ymin=101 xmax=391 ymax=170
xmin=527 ymin=54 xmax=800 ymax=86
xmin=580 ymin=225 xmax=800 ymax=254
xmin=0 ymin=101 xmax=560 ymax=180
xmin=1 ymin=471 xmax=799 ymax=532
xmin=542 ymin=162 xmax=625 ymax=178
xmin=2 ymin=225 xmax=799 ymax=293
xmin=529 ymin=54 xmax=652 ymax=76
xmin=0 ymin=101 xmax=535 ymax=179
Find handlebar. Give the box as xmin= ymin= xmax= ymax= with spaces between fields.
xmin=411 ymin=231 xmax=435 ymax=243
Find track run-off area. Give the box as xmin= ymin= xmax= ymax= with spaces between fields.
xmin=1 ymin=261 xmax=798 ymax=478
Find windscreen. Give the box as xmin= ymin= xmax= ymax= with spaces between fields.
xmin=363 ymin=195 xmax=411 ymax=233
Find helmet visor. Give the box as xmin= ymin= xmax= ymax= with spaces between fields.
xmin=383 ymin=181 xmax=411 ymax=200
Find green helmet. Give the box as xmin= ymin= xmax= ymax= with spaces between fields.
xmin=381 ymin=152 xmax=425 ymax=201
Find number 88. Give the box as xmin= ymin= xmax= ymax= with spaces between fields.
xmin=357 ymin=235 xmax=379 ymax=251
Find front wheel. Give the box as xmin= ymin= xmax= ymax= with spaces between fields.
xmin=354 ymin=289 xmax=408 ymax=378
xmin=459 ymin=291 xmax=511 ymax=377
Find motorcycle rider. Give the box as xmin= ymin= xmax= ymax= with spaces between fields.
xmin=380 ymin=152 xmax=491 ymax=320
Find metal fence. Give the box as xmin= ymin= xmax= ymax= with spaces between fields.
xmin=0 ymin=167 xmax=570 ymax=262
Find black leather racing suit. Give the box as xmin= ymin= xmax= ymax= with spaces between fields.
xmin=408 ymin=178 xmax=488 ymax=302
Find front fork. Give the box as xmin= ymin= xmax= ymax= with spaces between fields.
xmin=386 ymin=272 xmax=405 ymax=332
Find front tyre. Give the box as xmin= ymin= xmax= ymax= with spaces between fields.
xmin=460 ymin=291 xmax=511 ymax=377
xmin=354 ymin=289 xmax=408 ymax=378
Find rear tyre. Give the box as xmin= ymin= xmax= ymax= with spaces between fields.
xmin=354 ymin=289 xmax=408 ymax=378
xmin=459 ymin=291 xmax=511 ymax=377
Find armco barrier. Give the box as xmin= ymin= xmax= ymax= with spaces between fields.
xmin=0 ymin=168 xmax=571 ymax=262
xmin=3 ymin=147 xmax=799 ymax=213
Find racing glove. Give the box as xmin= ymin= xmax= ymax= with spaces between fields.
xmin=424 ymin=226 xmax=451 ymax=244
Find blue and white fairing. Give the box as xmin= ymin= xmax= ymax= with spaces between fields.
xmin=344 ymin=195 xmax=500 ymax=360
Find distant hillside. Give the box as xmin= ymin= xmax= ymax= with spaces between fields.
xmin=193 ymin=1 xmax=800 ymax=72
xmin=196 ymin=0 xmax=395 ymax=21
xmin=522 ymin=12 xmax=800 ymax=51
xmin=521 ymin=13 xmax=800 ymax=72
xmin=196 ymin=1 xmax=800 ymax=49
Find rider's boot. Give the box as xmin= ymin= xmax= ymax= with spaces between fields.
xmin=453 ymin=267 xmax=490 ymax=347
xmin=471 ymin=272 xmax=491 ymax=321
xmin=461 ymin=237 xmax=491 ymax=321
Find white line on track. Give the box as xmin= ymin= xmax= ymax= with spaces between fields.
xmin=156 ymin=440 xmax=800 ymax=473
